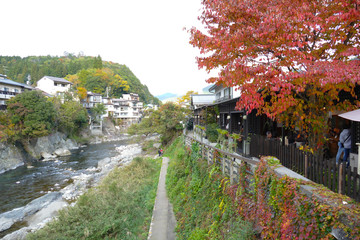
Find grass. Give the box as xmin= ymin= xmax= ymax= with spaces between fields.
xmin=165 ymin=136 xmax=256 ymax=239
xmin=27 ymin=157 xmax=161 ymax=240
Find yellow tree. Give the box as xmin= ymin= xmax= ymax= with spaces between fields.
xmin=76 ymin=87 xmax=87 ymax=100
xmin=177 ymin=91 xmax=198 ymax=106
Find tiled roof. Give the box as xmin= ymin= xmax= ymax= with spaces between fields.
xmin=43 ymin=76 xmax=73 ymax=85
xmin=87 ymin=91 xmax=102 ymax=96
xmin=0 ymin=78 xmax=33 ymax=89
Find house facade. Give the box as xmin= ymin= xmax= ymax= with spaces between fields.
xmin=82 ymin=92 xmax=102 ymax=109
xmin=110 ymin=93 xmax=143 ymax=127
xmin=0 ymin=74 xmax=33 ymax=110
xmin=192 ymin=83 xmax=360 ymax=174
xmin=144 ymin=104 xmax=159 ymax=111
xmin=36 ymin=76 xmax=73 ymax=97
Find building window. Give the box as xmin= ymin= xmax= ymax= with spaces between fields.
xmin=216 ymin=92 xmax=221 ymax=99
xmin=224 ymin=88 xmax=231 ymax=98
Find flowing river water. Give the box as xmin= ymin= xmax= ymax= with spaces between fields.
xmin=0 ymin=139 xmax=130 ymax=238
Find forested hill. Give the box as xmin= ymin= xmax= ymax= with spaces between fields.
xmin=0 ymin=55 xmax=160 ymax=105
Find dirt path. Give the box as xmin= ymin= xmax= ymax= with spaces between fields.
xmin=148 ymin=157 xmax=176 ymax=240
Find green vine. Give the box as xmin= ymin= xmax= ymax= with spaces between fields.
xmin=227 ymin=157 xmax=360 ymax=239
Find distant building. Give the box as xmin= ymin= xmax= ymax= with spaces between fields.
xmin=36 ymin=76 xmax=73 ymax=98
xmin=105 ymin=93 xmax=144 ymax=128
xmin=79 ymin=92 xmax=104 ymax=135
xmin=82 ymin=92 xmax=102 ymax=109
xmin=0 ymin=74 xmax=33 ymax=110
xmin=209 ymin=84 xmax=241 ymax=103
xmin=144 ymin=104 xmax=159 ymax=111
xmin=190 ymin=94 xmax=216 ymax=111
xmin=102 ymin=97 xmax=115 ymax=117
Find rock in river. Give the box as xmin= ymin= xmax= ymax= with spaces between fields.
xmin=54 ymin=148 xmax=71 ymax=157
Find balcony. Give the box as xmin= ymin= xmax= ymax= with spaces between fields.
xmin=82 ymin=102 xmax=97 ymax=108
xmin=215 ymin=95 xmax=232 ymax=103
xmin=0 ymin=90 xmax=17 ymax=100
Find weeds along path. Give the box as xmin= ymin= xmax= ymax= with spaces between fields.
xmin=148 ymin=157 xmax=176 ymax=240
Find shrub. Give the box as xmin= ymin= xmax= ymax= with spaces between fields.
xmin=166 ymin=136 xmax=256 ymax=239
xmin=206 ymin=123 xmax=219 ymax=143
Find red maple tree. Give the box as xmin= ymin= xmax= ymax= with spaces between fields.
xmin=190 ymin=0 xmax=360 ymax=149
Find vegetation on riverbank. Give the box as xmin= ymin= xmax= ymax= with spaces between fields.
xmin=0 ymin=90 xmax=88 ymax=143
xmin=27 ymin=156 xmax=161 ymax=240
xmin=165 ymin=136 xmax=256 ymax=239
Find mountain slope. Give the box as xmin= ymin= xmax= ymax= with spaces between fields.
xmin=156 ymin=93 xmax=178 ymax=101
xmin=0 ymin=55 xmax=160 ymax=105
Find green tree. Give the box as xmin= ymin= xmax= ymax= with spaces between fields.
xmin=128 ymin=103 xmax=188 ymax=145
xmin=57 ymin=100 xmax=88 ymax=136
xmin=7 ymin=91 xmax=57 ymax=140
xmin=0 ymin=111 xmax=17 ymax=142
xmin=93 ymin=55 xmax=103 ymax=69
xmin=90 ymin=103 xmax=106 ymax=121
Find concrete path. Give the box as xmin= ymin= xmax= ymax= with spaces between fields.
xmin=148 ymin=157 xmax=176 ymax=240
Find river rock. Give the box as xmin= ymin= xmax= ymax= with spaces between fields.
xmin=26 ymin=132 xmax=76 ymax=159
xmin=97 ymin=157 xmax=111 ymax=169
xmin=145 ymin=133 xmax=161 ymax=141
xmin=0 ymin=192 xmax=62 ymax=232
xmin=0 ymin=207 xmax=25 ymax=232
xmin=54 ymin=148 xmax=71 ymax=157
xmin=1 ymin=227 xmax=31 ymax=240
xmin=61 ymin=174 xmax=94 ymax=201
xmin=0 ymin=143 xmax=25 ymax=174
xmin=27 ymin=198 xmax=68 ymax=229
xmin=64 ymin=138 xmax=78 ymax=150
xmin=153 ymin=143 xmax=161 ymax=149
xmin=41 ymin=152 xmax=56 ymax=160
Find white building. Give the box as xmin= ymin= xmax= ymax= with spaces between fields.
xmin=107 ymin=93 xmax=143 ymax=127
xmin=0 ymin=74 xmax=33 ymax=110
xmin=144 ymin=104 xmax=159 ymax=111
xmin=102 ymin=97 xmax=115 ymax=117
xmin=209 ymin=84 xmax=241 ymax=103
xmin=36 ymin=76 xmax=73 ymax=97
xmin=82 ymin=92 xmax=102 ymax=109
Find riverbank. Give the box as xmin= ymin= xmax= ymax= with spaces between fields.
xmin=27 ymin=156 xmax=161 ymax=239
xmin=0 ymin=134 xmax=160 ymax=239
xmin=0 ymin=132 xmax=78 ymax=174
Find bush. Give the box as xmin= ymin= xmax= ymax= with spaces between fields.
xmin=206 ymin=123 xmax=219 ymax=142
xmin=166 ymin=136 xmax=256 ymax=239
xmin=7 ymin=91 xmax=57 ymax=140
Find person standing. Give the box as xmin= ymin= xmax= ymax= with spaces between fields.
xmin=336 ymin=123 xmax=351 ymax=167
xmin=266 ymin=131 xmax=272 ymax=139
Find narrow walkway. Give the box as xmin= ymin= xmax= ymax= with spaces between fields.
xmin=148 ymin=157 xmax=176 ymax=240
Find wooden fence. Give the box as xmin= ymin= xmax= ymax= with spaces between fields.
xmin=185 ymin=134 xmax=258 ymax=185
xmin=250 ymin=134 xmax=360 ymax=202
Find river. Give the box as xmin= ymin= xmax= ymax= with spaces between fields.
xmin=0 ymin=139 xmax=129 ymax=221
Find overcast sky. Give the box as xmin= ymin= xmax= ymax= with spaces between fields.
xmin=0 ymin=0 xmax=214 ymax=96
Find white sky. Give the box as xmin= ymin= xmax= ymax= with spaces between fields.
xmin=0 ymin=0 xmax=214 ymax=96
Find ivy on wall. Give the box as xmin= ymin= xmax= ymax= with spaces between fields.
xmin=228 ymin=157 xmax=360 ymax=239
